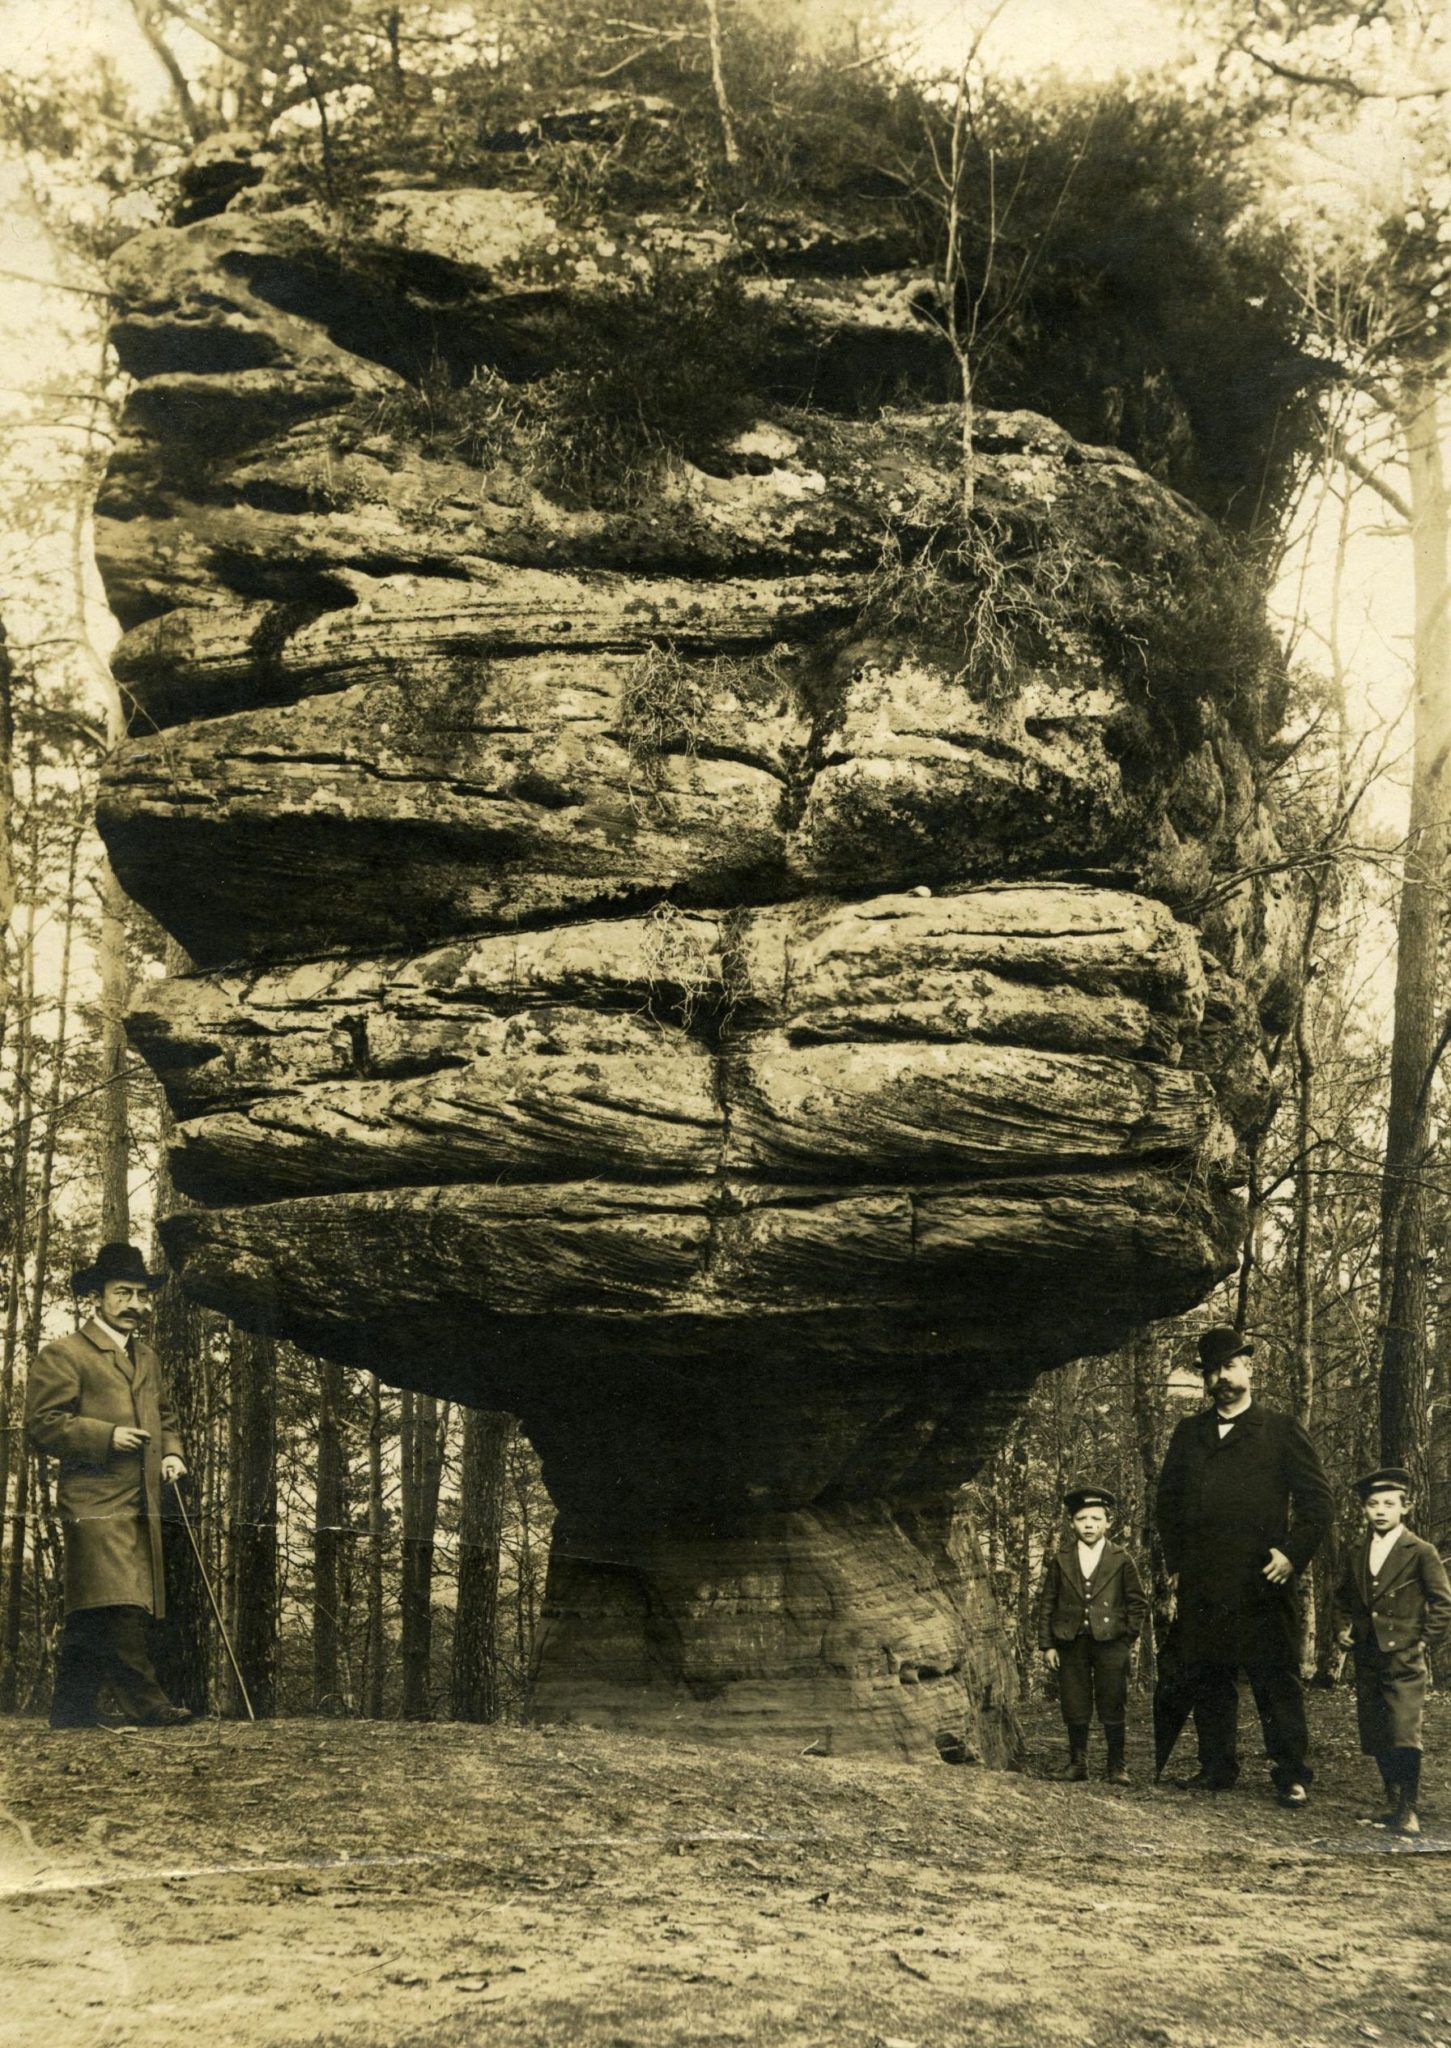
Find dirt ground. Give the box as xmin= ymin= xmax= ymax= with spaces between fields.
xmin=2 ymin=1691 xmax=1448 ymax=2048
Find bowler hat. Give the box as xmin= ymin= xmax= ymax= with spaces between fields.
xmin=1063 ymin=1484 xmax=1116 ymax=1514
xmin=1353 ymin=1466 xmax=1413 ymax=1500
xmin=70 ymin=1242 xmax=167 ymax=1296
xmin=1197 ymin=1325 xmax=1253 ymax=1374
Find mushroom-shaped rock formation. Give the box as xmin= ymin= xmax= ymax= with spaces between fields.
xmin=97 ymin=146 xmax=1298 ymax=1762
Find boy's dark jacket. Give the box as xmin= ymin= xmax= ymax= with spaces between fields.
xmin=1333 ymin=1528 xmax=1451 ymax=1656
xmin=1036 ymin=1539 xmax=1148 ymax=1649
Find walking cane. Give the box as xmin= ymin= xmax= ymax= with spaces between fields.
xmin=167 ymin=1477 xmax=256 ymax=1723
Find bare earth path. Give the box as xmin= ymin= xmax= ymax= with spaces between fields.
xmin=3 ymin=1695 xmax=1447 ymax=2048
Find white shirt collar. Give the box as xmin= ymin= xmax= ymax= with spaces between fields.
xmin=94 ymin=1315 xmax=133 ymax=1351
xmin=1076 ymin=1536 xmax=1107 ymax=1574
xmin=1368 ymin=1527 xmax=1404 ymax=1571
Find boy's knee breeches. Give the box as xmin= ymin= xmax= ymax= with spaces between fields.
xmin=1354 ymin=1643 xmax=1428 ymax=1754
xmin=1057 ymin=1633 xmax=1131 ymax=1726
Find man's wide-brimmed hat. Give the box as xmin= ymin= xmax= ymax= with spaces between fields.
xmin=1063 ymin=1484 xmax=1116 ymax=1515
xmin=70 ymin=1242 xmax=167 ymax=1296
xmin=1197 ymin=1324 xmax=1253 ymax=1374
xmin=1353 ymin=1466 xmax=1413 ymax=1500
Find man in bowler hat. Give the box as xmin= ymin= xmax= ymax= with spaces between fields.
xmin=1155 ymin=1325 xmax=1331 ymax=1806
xmin=26 ymin=1243 xmax=192 ymax=1728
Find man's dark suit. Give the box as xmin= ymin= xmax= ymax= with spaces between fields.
xmin=1155 ymin=1401 xmax=1332 ymax=1790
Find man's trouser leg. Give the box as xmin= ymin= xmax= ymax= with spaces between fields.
xmin=105 ymin=1606 xmax=177 ymax=1722
xmin=50 ymin=1609 xmax=111 ymax=1727
xmin=1187 ymin=1661 xmax=1240 ymax=1785
xmin=1243 ymin=1658 xmax=1311 ymax=1791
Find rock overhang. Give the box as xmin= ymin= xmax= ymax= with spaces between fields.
xmin=91 ymin=155 xmax=1304 ymax=1756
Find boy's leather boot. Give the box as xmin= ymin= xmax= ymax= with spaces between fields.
xmin=1104 ymin=1724 xmax=1130 ymax=1785
xmin=1373 ymin=1753 xmax=1399 ymax=1826
xmin=1393 ymin=1749 xmax=1421 ymax=1837
xmin=1062 ymin=1723 xmax=1089 ymax=1781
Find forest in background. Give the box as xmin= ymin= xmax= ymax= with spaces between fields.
xmin=1 ymin=0 xmax=1449 ymax=1723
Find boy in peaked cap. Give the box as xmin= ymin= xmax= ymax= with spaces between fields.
xmin=1036 ymin=1485 xmax=1148 ymax=1784
xmin=1334 ymin=1468 xmax=1451 ymax=1837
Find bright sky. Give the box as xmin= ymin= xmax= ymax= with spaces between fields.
xmin=3 ymin=0 xmax=1189 ymax=96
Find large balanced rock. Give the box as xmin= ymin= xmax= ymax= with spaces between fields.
xmin=96 ymin=139 xmax=1298 ymax=1761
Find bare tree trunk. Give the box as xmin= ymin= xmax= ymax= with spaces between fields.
xmin=150 ymin=938 xmax=214 ymax=1714
xmin=313 ymin=1356 xmax=347 ymax=1713
xmin=0 ymin=623 xmax=15 ymax=1064
xmin=451 ymin=1409 xmax=512 ymax=1722
xmin=0 ymin=1452 xmax=31 ymax=1710
xmin=96 ymin=860 xmax=133 ymax=1242
xmin=399 ymin=1392 xmax=447 ymax=1719
xmin=227 ymin=1325 xmax=277 ymax=1715
xmin=939 ymin=55 xmax=977 ymax=515
xmin=701 ymin=0 xmax=741 ymax=167
xmin=29 ymin=1452 xmax=63 ymax=1709
xmin=1129 ymin=1329 xmax=1171 ymax=1681
xmin=0 ymin=808 xmax=38 ymax=1652
xmin=0 ymin=824 xmax=81 ymax=1708
xmin=364 ymin=1373 xmax=386 ymax=1718
xmin=1378 ymin=376 xmax=1451 ymax=1495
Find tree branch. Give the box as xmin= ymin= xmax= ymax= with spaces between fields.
xmin=1241 ymin=42 xmax=1451 ymax=100
xmin=153 ymin=0 xmax=254 ymax=68
xmin=128 ymin=0 xmax=207 ymax=142
xmin=1330 ymin=428 xmax=1412 ymax=524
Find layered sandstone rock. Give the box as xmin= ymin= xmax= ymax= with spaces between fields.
xmin=96 ymin=132 xmax=1298 ymax=1761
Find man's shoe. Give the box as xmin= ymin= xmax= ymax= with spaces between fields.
xmin=1177 ymin=1770 xmax=1233 ymax=1792
xmin=138 ymin=1705 xmax=193 ymax=1728
xmin=1277 ymin=1782 xmax=1310 ymax=1810
xmin=1106 ymin=1762 xmax=1132 ymax=1786
xmin=1061 ymin=1754 xmax=1089 ymax=1782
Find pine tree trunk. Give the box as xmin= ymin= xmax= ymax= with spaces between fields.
xmin=399 ymin=1393 xmax=447 ymax=1719
xmin=0 ymin=1450 xmax=31 ymax=1711
xmin=1290 ymin=904 xmax=1321 ymax=1675
xmin=96 ymin=860 xmax=133 ymax=1242
xmin=1129 ymin=1330 xmax=1171 ymax=1681
xmin=150 ymin=949 xmax=214 ymax=1718
xmin=0 ymin=848 xmax=38 ymax=1684
xmin=313 ymin=1355 xmax=347 ymax=1712
xmin=228 ymin=1325 xmax=277 ymax=1716
xmin=0 ymin=622 xmax=15 ymax=1064
xmin=151 ymin=1262 xmax=214 ymax=1716
xmin=1378 ymin=376 xmax=1451 ymax=1495
xmin=451 ymin=1409 xmax=512 ymax=1722
xmin=364 ymin=1373 xmax=386 ymax=1718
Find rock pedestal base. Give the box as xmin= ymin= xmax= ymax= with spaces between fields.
xmin=531 ymin=1500 xmax=1019 ymax=1763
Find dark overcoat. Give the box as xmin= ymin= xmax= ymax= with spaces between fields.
xmin=26 ymin=1321 xmax=182 ymax=1617
xmin=1035 ymin=1539 xmax=1147 ymax=1648
xmin=1155 ymin=1402 xmax=1331 ymax=1665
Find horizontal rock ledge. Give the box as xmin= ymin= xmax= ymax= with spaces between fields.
xmin=128 ymin=884 xmax=1206 ymax=1111
xmin=128 ymin=885 xmax=1228 ymax=1202
xmin=100 ymin=641 xmax=1233 ymax=968
xmin=159 ymin=1037 xmax=1227 ymax=1204
xmin=94 ymin=409 xmax=1134 ymax=628
xmin=113 ymin=566 xmax=857 ymax=730
xmin=158 ymin=1166 xmax=1238 ymax=1355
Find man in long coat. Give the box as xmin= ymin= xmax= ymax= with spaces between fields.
xmin=27 ymin=1242 xmax=192 ymax=1729
xmin=1155 ymin=1325 xmax=1332 ymax=1806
